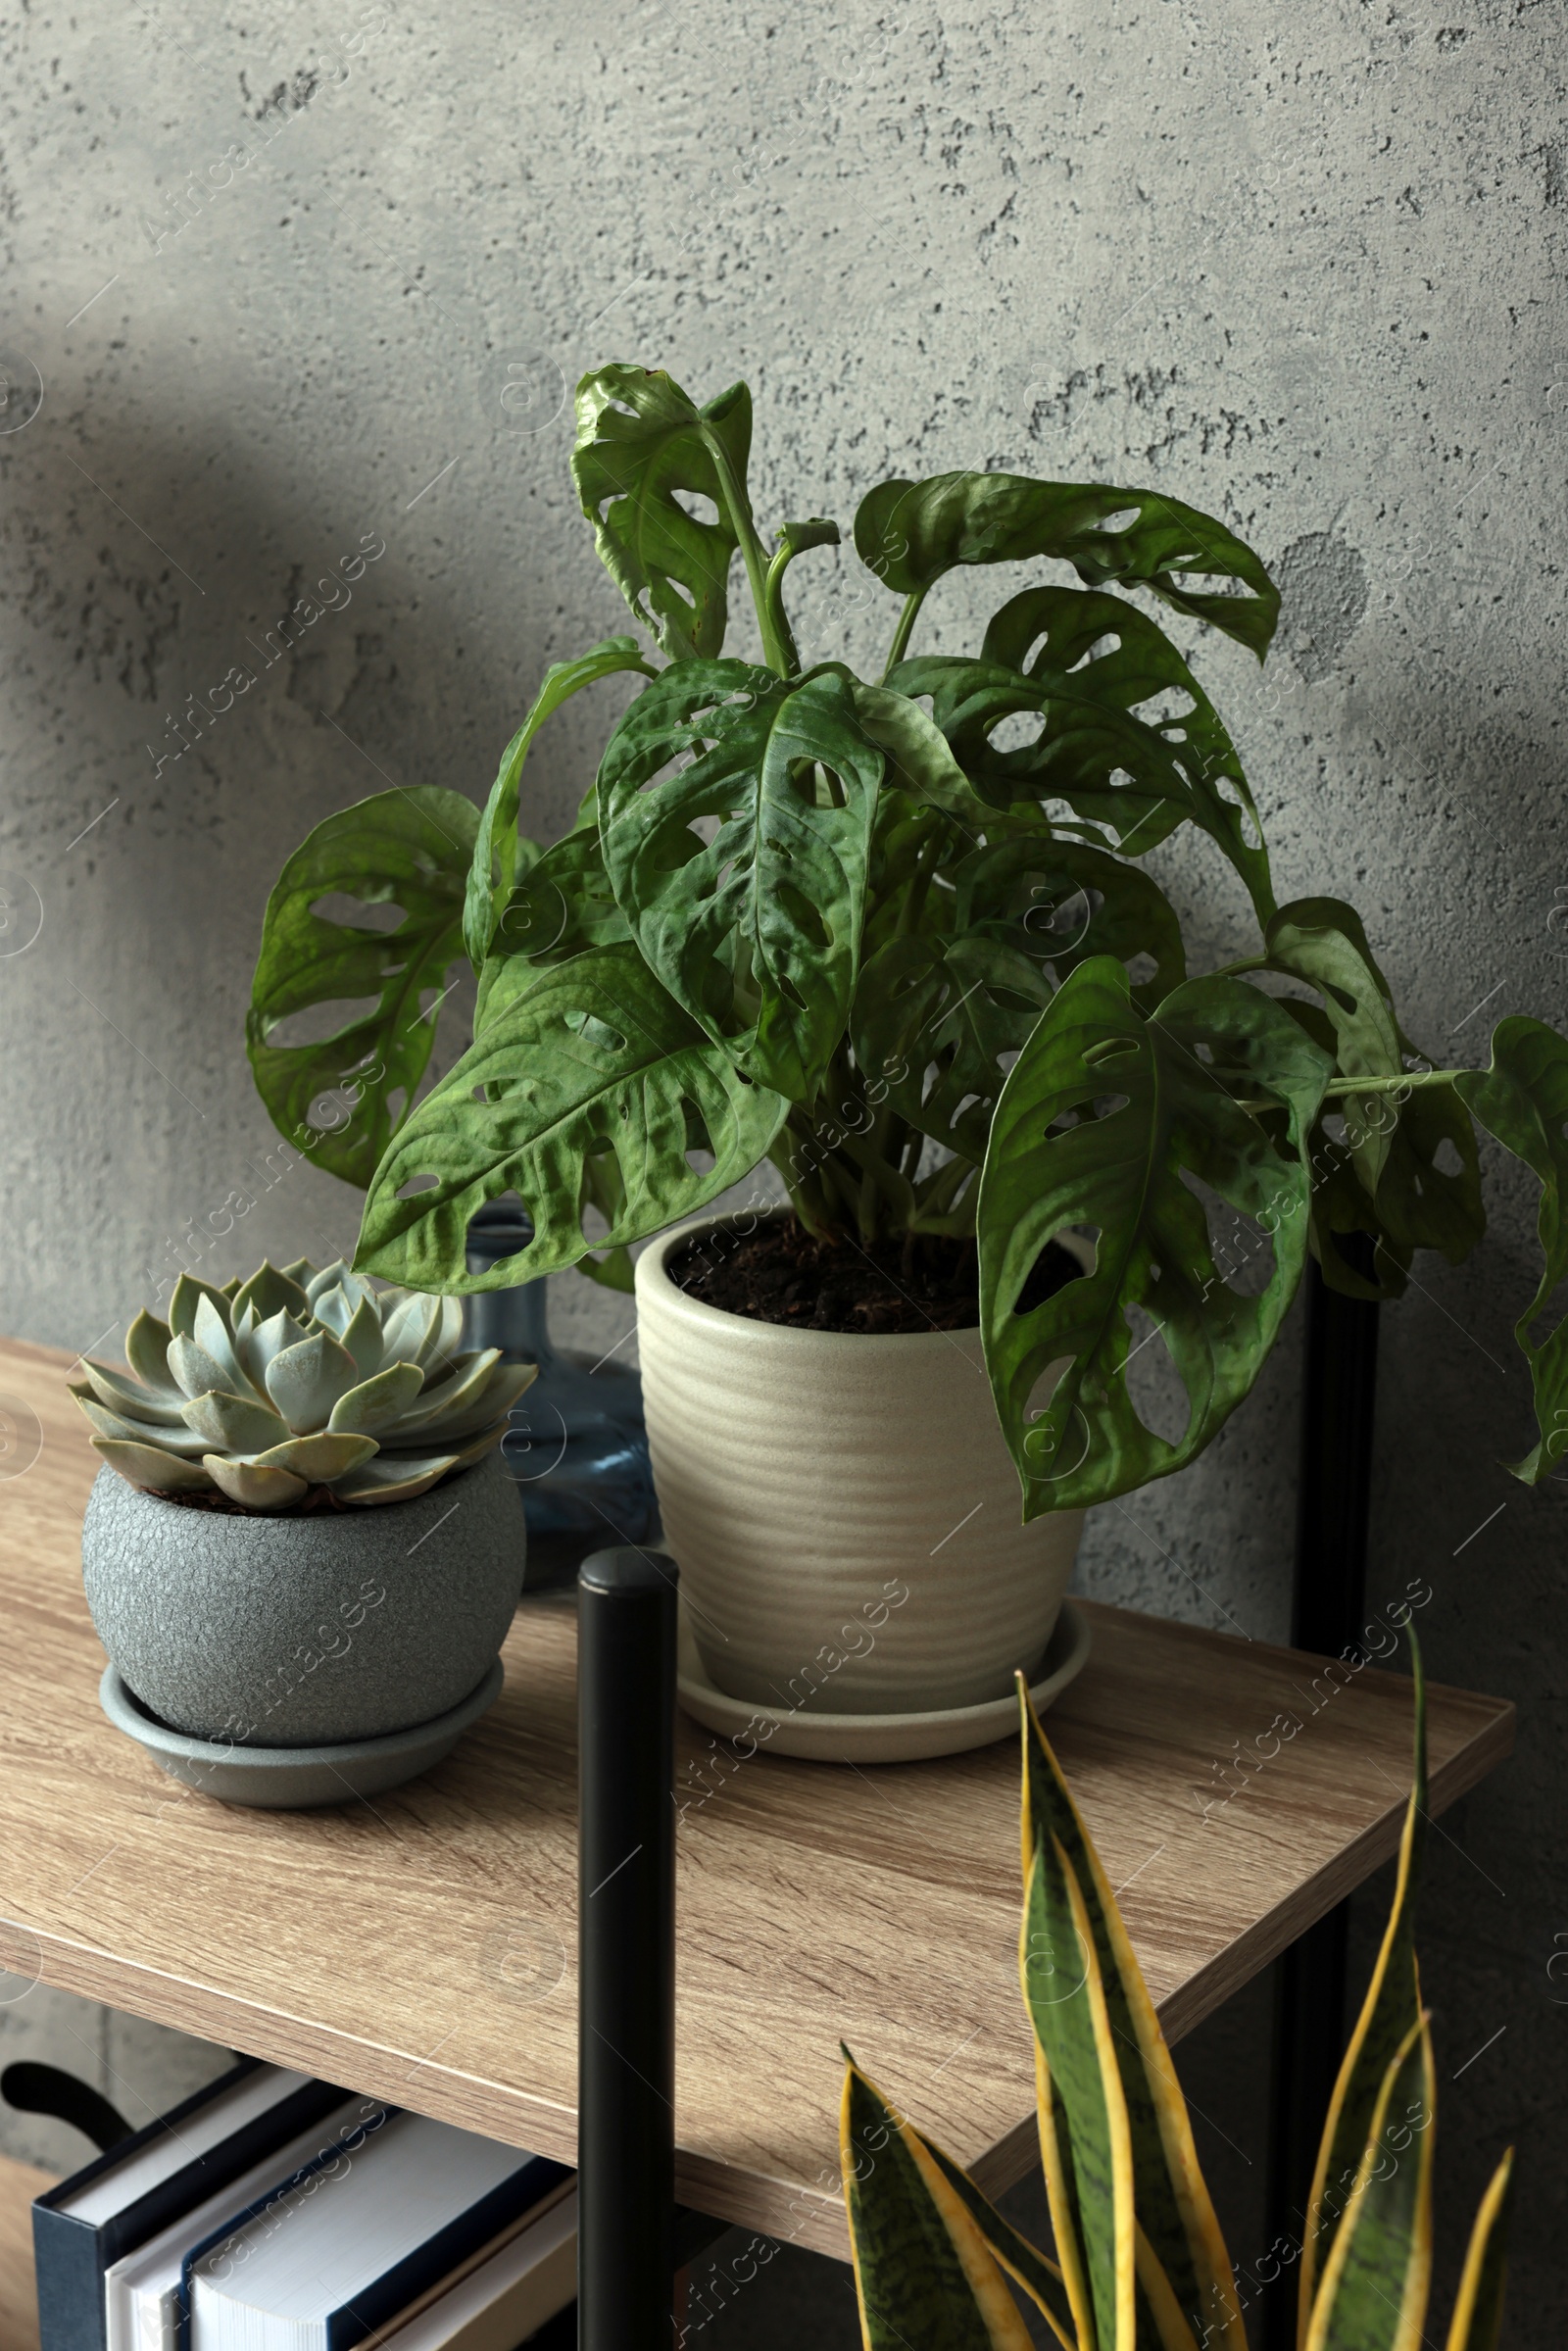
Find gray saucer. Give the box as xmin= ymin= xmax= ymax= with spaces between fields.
xmin=99 ymin=1657 xmax=505 ymax=1809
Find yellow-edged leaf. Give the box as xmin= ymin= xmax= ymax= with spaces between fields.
xmin=1298 ymin=1650 xmax=1429 ymax=2338
xmin=1036 ymin=2037 xmax=1098 ymax=2351
xmin=1133 ymin=2224 xmax=1204 ymax=2351
xmin=1303 ymin=2015 xmax=1436 ymax=2351
xmin=1020 ymin=1682 xmax=1242 ymax=2349
xmin=915 ymin=2129 xmax=1079 ymax=2349
xmin=1444 ymin=2150 xmax=1513 ymax=2351
xmin=841 ymin=2056 xmax=1035 ymax=2351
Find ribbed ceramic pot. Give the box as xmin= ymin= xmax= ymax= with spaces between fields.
xmin=81 ymin=1449 xmax=523 ymax=1745
xmin=635 ymin=1216 xmax=1086 ymax=1716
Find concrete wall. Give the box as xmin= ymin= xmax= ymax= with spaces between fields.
xmin=2 ymin=0 xmax=1562 ymax=2333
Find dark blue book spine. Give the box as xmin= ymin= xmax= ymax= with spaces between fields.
xmin=324 ymin=2154 xmax=571 ymax=2351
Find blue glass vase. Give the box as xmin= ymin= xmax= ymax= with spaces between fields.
xmin=463 ymin=1203 xmax=658 ymax=1590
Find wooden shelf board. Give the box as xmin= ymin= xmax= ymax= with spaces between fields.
xmin=0 ymin=1337 xmax=1514 ymax=2259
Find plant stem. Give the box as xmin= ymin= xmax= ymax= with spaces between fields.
xmin=1322 ymin=1069 xmax=1457 ymax=1095
xmin=703 ymin=429 xmax=796 ymax=676
xmin=880 ymin=588 xmax=927 ymax=680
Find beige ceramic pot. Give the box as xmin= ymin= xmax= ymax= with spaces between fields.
xmin=634 ymin=1215 xmax=1086 ymax=1717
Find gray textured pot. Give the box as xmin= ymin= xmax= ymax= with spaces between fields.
xmin=81 ymin=1450 xmax=524 ymax=1745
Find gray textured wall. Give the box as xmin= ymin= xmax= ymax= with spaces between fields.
xmin=2 ymin=0 xmax=1563 ymax=2337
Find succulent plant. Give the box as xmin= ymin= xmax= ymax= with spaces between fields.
xmin=73 ymin=1258 xmax=535 ymax=1511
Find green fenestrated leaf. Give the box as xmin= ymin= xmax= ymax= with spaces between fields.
xmin=1262 ymin=900 xmax=1404 ymax=1192
xmin=851 ymin=680 xmax=1002 ymax=836
xmin=474 ymin=826 xmax=631 ymax=1035
xmin=840 ymin=2059 xmax=1036 ymax=2351
xmin=978 ymin=959 xmax=1333 ymax=1517
xmin=247 ymin=787 xmax=479 ymax=1191
xmin=598 ymin=660 xmax=884 ymax=1098
xmin=954 ymin=836 xmax=1188 ymax=1016
xmin=355 ymin=945 xmax=789 ymax=1293
xmin=1445 ymin=2152 xmax=1513 ymax=2351
xmin=891 ymin=588 xmax=1272 ymax=920
xmin=464 ymin=636 xmax=652 ymax=969
xmin=852 ymin=930 xmax=1053 ymax=1192
xmin=1455 ymin=1017 xmax=1568 ymax=1482
xmin=1303 ymin=2016 xmax=1435 ymax=2351
xmin=1298 ymin=1649 xmax=1428 ymax=2335
xmin=571 ymin=365 xmax=752 ymax=658
xmin=1019 ymin=1682 xmax=1241 ymax=2351
xmin=855 ymin=472 xmax=1279 ymax=658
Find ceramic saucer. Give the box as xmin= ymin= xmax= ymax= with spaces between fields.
xmin=676 ymin=1598 xmax=1091 ymax=1763
xmin=98 ymin=1657 xmax=505 ymax=1809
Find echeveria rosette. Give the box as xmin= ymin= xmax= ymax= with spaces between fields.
xmin=73 ymin=1259 xmax=534 ymax=1511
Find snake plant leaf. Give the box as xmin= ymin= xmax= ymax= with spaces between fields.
xmin=475 ymin=826 xmax=632 ymax=1037
xmin=840 ymin=2057 xmax=1036 ymax=2351
xmin=464 ymin=637 xmax=653 ymax=970
xmin=1454 ymin=1017 xmax=1568 ymax=1481
xmin=124 ymin=1310 xmax=181 ymax=1397
xmin=890 ymin=2126 xmax=1077 ymax=2348
xmin=854 ymin=472 xmax=1279 ymax=659
xmin=263 ymin=1331 xmax=363 ymax=1435
xmin=954 ymin=837 xmax=1189 ymax=1017
xmin=247 ymin=786 xmax=479 ymax=1191
xmin=180 ymin=1389 xmax=294 ymax=1455
xmin=1018 ymin=1681 xmax=1242 ymax=2351
xmin=204 ymin=1456 xmax=309 ymax=1511
xmin=355 ymin=945 xmax=790 ymax=1293
xmin=90 ymin=1439 xmax=217 ymax=1494
xmin=1299 ymin=1648 xmax=1428 ymax=2331
xmin=891 ymin=589 xmax=1273 ymax=920
xmin=1444 ymin=2151 xmax=1513 ymax=2351
xmin=571 ymin=365 xmax=752 ymax=659
xmin=853 ymin=931 xmax=1054 ymax=1177
xmin=1024 ymin=1683 xmax=1241 ymax=2351
xmin=1302 ymin=2014 xmax=1436 ymax=2351
xmin=598 ymin=662 xmax=883 ymax=1098
xmin=1022 ymin=1841 xmax=1135 ymax=2351
xmin=247 ymin=1432 xmax=379 ymax=1483
xmin=978 ymin=959 xmax=1333 ymax=1517
xmin=325 ymin=1360 xmax=427 ymax=1435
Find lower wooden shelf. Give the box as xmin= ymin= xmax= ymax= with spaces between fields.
xmin=0 ymin=1336 xmax=1515 ymax=2259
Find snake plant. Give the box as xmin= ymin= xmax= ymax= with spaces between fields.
xmin=73 ymin=1258 xmax=534 ymax=1509
xmin=840 ymin=1653 xmax=1512 ymax=2351
xmin=247 ymin=362 xmax=1568 ymax=1520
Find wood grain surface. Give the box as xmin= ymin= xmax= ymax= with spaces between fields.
xmin=0 ymin=2154 xmax=53 ymax=2351
xmin=0 ymin=1337 xmax=1514 ymax=2259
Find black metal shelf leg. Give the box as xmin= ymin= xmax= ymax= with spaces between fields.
xmin=1261 ymin=1239 xmax=1381 ymax=2351
xmin=577 ymin=1546 xmax=679 ymax=2351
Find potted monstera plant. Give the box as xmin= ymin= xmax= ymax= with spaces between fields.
xmin=245 ymin=362 xmax=1568 ymax=1731
xmin=74 ymin=1258 xmax=533 ymax=1776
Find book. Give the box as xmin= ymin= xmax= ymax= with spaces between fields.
xmin=32 ymin=2060 xmax=349 ymax=2351
xmin=362 ymin=2187 xmax=576 ymax=2351
xmin=102 ymin=2095 xmax=364 ymax=2351
xmin=184 ymin=2110 xmax=569 ymax=2351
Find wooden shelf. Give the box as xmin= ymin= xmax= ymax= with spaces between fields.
xmin=0 ymin=1337 xmax=1514 ymax=2260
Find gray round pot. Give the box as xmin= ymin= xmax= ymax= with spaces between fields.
xmin=81 ymin=1450 xmax=523 ymax=1745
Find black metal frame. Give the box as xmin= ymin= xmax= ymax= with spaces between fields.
xmin=1261 ymin=1241 xmax=1381 ymax=2351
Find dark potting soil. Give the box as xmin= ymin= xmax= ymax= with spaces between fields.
xmin=154 ymin=1482 xmax=359 ymax=1516
xmin=668 ymin=1219 xmax=1081 ymax=1337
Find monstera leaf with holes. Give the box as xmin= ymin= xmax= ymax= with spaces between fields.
xmin=245 ymin=357 xmax=1568 ymax=1521
xmin=841 ymin=1651 xmax=1517 ymax=2351
xmin=247 ymin=787 xmax=478 ymax=1190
